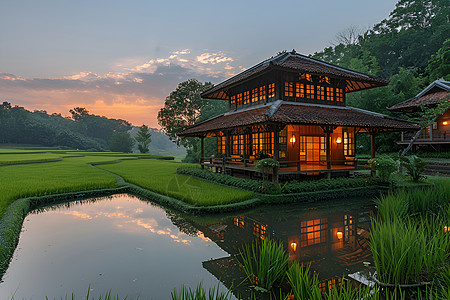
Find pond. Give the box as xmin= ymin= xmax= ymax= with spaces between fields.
xmin=0 ymin=194 xmax=375 ymax=299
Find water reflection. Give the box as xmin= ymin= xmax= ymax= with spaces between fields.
xmin=2 ymin=194 xmax=374 ymax=299
xmin=178 ymin=201 xmax=374 ymax=297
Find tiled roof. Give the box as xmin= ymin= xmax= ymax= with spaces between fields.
xmin=201 ymin=51 xmax=388 ymax=100
xmin=388 ymin=79 xmax=450 ymax=111
xmin=389 ymin=91 xmax=450 ymax=111
xmin=178 ymin=101 xmax=418 ymax=137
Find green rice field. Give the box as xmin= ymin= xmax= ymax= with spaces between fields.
xmin=0 ymin=148 xmax=254 ymax=218
xmin=97 ymin=159 xmax=254 ymax=206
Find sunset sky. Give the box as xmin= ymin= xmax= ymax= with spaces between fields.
xmin=0 ymin=0 xmax=398 ymax=128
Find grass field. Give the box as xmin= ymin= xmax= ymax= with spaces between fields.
xmin=0 ymin=149 xmax=254 ymax=217
xmin=97 ymin=159 xmax=254 ymax=206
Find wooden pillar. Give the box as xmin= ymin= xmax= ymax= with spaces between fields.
xmin=273 ymin=125 xmax=280 ymax=183
xmin=370 ymin=133 xmax=376 ymax=177
xmin=273 ymin=125 xmax=279 ymax=161
xmin=370 ymin=133 xmax=376 ymax=159
xmin=200 ymin=136 xmax=205 ymax=169
xmin=326 ymin=131 xmax=331 ymax=170
xmin=243 ymin=132 xmax=248 ymax=167
xmin=225 ymin=131 xmax=231 ymax=158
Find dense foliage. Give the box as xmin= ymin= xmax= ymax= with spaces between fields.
xmin=312 ymin=0 xmax=450 ymax=154
xmin=0 ymin=102 xmax=132 ymax=151
xmin=176 ymin=168 xmax=384 ymax=194
xmin=157 ymin=79 xmax=228 ymax=163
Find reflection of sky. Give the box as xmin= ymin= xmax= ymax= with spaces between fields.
xmin=0 ymin=194 xmax=232 ymax=300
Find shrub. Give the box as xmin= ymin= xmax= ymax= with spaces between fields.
xmin=177 ymin=168 xmax=384 ymax=195
xmin=399 ymin=155 xmax=428 ymax=182
xmin=368 ymin=155 xmax=398 ymax=182
xmin=237 ymin=238 xmax=288 ymax=291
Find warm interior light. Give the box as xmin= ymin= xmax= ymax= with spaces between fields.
xmin=290 ymin=242 xmax=297 ymax=252
xmin=336 ymin=137 xmax=342 ymax=144
xmin=290 ymin=135 xmax=296 ymax=144
xmin=337 ymin=231 xmax=343 ymax=240
xmin=443 ymin=121 xmax=448 ymax=125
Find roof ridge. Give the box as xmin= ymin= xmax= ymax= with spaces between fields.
xmin=275 ymin=52 xmax=385 ymax=81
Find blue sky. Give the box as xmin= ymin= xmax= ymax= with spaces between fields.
xmin=0 ymin=0 xmax=399 ymax=127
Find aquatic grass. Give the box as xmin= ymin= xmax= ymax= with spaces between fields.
xmin=237 ymin=238 xmax=288 ymax=291
xmin=286 ymin=262 xmax=321 ymax=300
xmin=324 ymin=278 xmax=379 ymax=300
xmin=370 ymin=218 xmax=427 ymax=285
xmin=374 ymin=190 xmax=409 ymax=222
xmin=171 ymin=283 xmax=231 ymax=300
xmin=98 ymin=160 xmax=254 ymax=206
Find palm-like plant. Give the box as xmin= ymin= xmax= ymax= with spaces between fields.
xmin=399 ymin=155 xmax=428 ymax=182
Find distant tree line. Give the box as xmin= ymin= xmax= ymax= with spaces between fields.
xmin=0 ymin=103 xmax=132 ymax=151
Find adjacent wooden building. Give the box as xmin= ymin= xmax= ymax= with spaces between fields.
xmin=388 ymin=78 xmax=450 ymax=151
xmin=178 ymin=51 xmax=418 ymax=177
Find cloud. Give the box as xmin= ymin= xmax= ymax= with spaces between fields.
xmin=196 ymin=52 xmax=234 ymax=65
xmin=0 ymin=49 xmax=240 ymax=127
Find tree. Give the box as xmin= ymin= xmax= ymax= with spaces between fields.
xmin=135 ymin=125 xmax=152 ymax=153
xmin=69 ymin=107 xmax=89 ymax=121
xmin=109 ymin=131 xmax=135 ymax=153
xmin=157 ymin=79 xmax=214 ymax=148
xmin=426 ymin=39 xmax=450 ymax=81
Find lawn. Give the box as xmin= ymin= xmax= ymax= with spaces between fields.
xmin=97 ymin=159 xmax=255 ymax=206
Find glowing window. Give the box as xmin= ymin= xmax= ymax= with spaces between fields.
xmin=251 ymin=88 xmax=259 ymax=103
xmin=300 ymin=73 xmax=313 ymax=82
xmin=296 ymin=83 xmax=305 ymax=98
xmin=319 ymin=76 xmax=331 ymax=84
xmin=236 ymin=93 xmax=243 ymax=106
xmin=317 ymin=86 xmax=325 ymax=100
xmin=243 ymin=91 xmax=250 ymax=104
xmin=268 ymin=83 xmax=275 ymax=98
xmin=343 ymin=130 xmax=355 ymax=156
xmin=326 ymin=87 xmax=334 ymax=101
xmin=259 ymin=86 xmax=266 ymax=101
xmin=217 ymin=136 xmax=226 ymax=154
xmin=230 ymin=95 xmax=235 ymax=106
xmin=336 ymin=88 xmax=343 ymax=102
xmin=300 ymin=218 xmax=328 ymax=247
xmin=306 ymin=85 xmax=314 ymax=99
xmin=284 ymin=82 xmax=294 ymax=97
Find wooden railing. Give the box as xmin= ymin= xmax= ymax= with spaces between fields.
xmin=200 ymin=156 xmax=362 ymax=171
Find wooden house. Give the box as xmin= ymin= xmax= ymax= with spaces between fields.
xmin=388 ymin=78 xmax=450 ymax=151
xmin=178 ymin=51 xmax=418 ymax=177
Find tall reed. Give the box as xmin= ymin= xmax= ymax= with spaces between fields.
xmin=171 ymin=283 xmax=231 ymax=300
xmin=286 ymin=262 xmax=321 ymax=300
xmin=237 ymin=238 xmax=288 ymax=291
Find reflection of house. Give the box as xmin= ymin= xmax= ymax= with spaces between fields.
xmin=178 ymin=51 xmax=417 ymax=177
xmin=389 ymin=78 xmax=450 ymax=151
xmin=194 ymin=204 xmax=373 ymax=293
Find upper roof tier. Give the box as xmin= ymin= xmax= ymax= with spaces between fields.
xmin=201 ymin=50 xmax=388 ymax=100
xmin=388 ymin=78 xmax=450 ymax=112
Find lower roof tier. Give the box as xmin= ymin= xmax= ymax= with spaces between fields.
xmin=178 ymin=100 xmax=419 ymax=137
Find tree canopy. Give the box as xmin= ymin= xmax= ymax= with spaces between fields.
xmin=135 ymin=124 xmax=152 ymax=153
